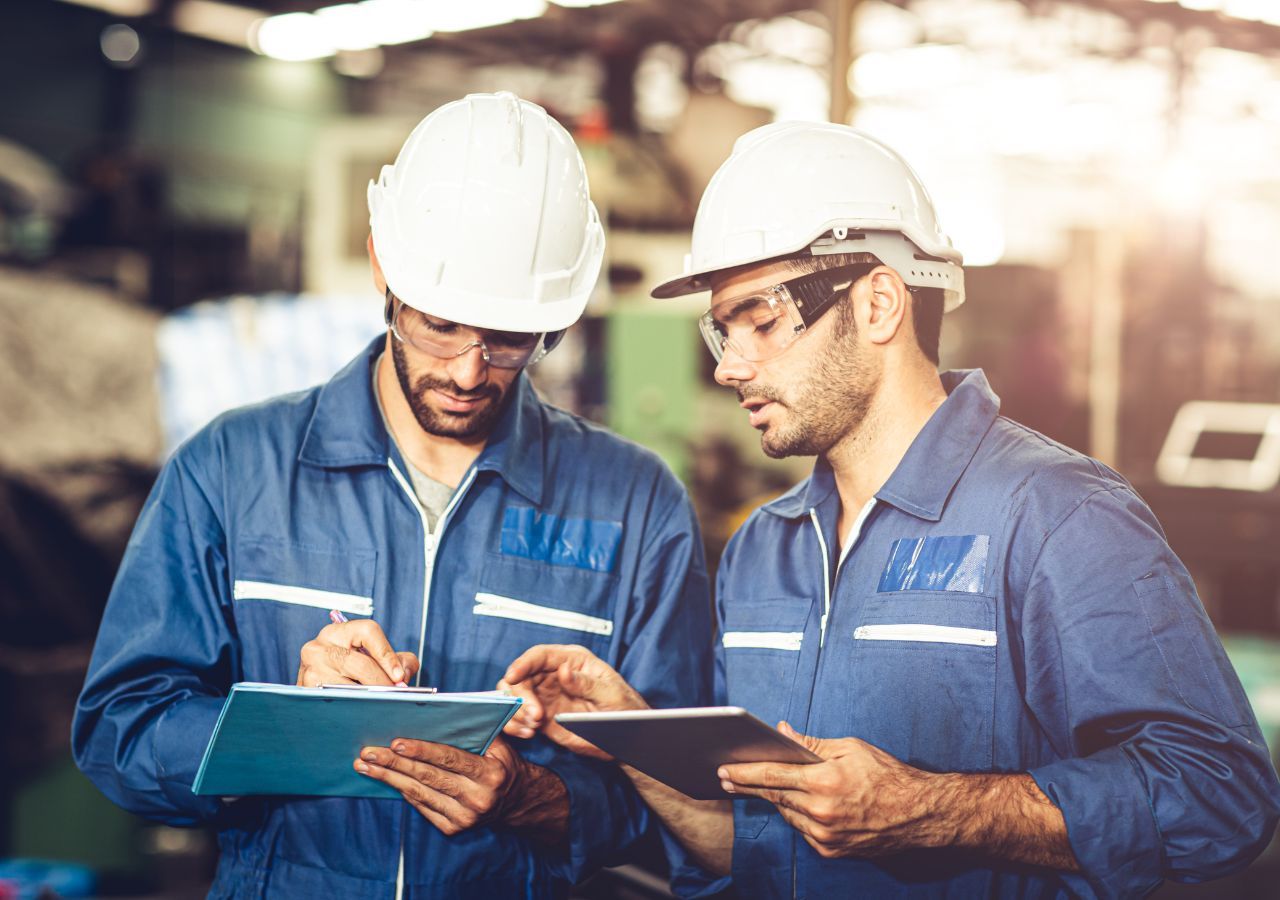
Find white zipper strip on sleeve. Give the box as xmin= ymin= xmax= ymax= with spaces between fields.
xmin=231 ymin=580 xmax=373 ymax=616
xmin=721 ymin=631 xmax=804 ymax=652
xmin=473 ymin=593 xmax=615 ymax=636
xmin=854 ymin=623 xmax=998 ymax=647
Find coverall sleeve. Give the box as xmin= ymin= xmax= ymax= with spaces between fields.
xmin=1020 ymin=486 xmax=1280 ymax=898
xmin=530 ymin=488 xmax=717 ymax=886
xmin=72 ymin=448 xmax=237 ymax=826
xmin=662 ymin=537 xmax=735 ymax=899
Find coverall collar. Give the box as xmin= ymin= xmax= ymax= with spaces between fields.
xmin=299 ymin=336 xmax=546 ymax=506
xmin=762 ymin=368 xmax=1000 ymax=522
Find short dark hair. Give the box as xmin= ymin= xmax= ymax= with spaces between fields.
xmin=783 ymin=254 xmax=944 ymax=365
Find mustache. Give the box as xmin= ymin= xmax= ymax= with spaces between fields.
xmin=414 ymin=375 xmax=501 ymax=402
xmin=737 ymin=385 xmax=785 ymax=406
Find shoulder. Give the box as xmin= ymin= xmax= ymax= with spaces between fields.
xmin=170 ymin=384 xmax=321 ymax=476
xmin=539 ymin=401 xmax=686 ymax=498
xmin=976 ymin=415 xmax=1135 ymax=521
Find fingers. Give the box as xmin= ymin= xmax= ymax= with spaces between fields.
xmin=356 ymin=742 xmax=511 ymax=837
xmin=541 ymin=720 xmax=614 ymax=761
xmin=299 ymin=640 xmax=392 ymax=686
xmin=354 ymin=755 xmax=475 ymax=834
xmin=396 ymin=652 xmax=421 ymax=683
xmin=495 ymin=679 xmax=545 ymax=736
xmin=299 ymin=621 xmax=409 ymax=687
xmin=719 ymin=761 xmax=809 ymax=791
xmin=344 ymin=620 xmax=407 ymax=684
xmin=503 ymin=644 xmax=595 ymax=686
xmin=388 ymin=740 xmax=485 ymax=780
xmin=778 ymin=721 xmax=838 ymax=759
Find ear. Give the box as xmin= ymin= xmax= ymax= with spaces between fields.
xmin=367 ymin=233 xmax=388 ymax=295
xmin=862 ymin=266 xmax=909 ymax=348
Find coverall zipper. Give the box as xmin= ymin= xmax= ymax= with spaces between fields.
xmin=387 ymin=459 xmax=478 ymax=900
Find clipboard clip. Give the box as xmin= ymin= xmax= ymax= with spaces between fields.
xmin=319 ymin=684 xmax=439 ymax=694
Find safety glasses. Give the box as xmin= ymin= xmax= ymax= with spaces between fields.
xmin=698 ymin=263 xmax=874 ymax=363
xmin=385 ymin=290 xmax=550 ymax=369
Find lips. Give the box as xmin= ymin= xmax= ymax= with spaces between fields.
xmin=433 ymin=389 xmax=488 ymax=413
xmin=739 ymin=398 xmax=775 ymax=428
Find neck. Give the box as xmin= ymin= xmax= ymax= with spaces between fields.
xmin=376 ymin=348 xmax=487 ymax=488
xmin=825 ymin=358 xmax=947 ymax=538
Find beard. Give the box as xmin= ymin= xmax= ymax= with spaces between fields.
xmin=745 ymin=302 xmax=881 ymax=459
xmin=391 ymin=339 xmax=513 ymax=439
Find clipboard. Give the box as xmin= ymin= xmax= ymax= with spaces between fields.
xmin=555 ymin=706 xmax=821 ymax=800
xmin=192 ymin=682 xmax=522 ymax=799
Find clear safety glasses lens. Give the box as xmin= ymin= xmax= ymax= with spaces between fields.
xmin=387 ymin=296 xmax=546 ymax=369
xmin=698 ymin=289 xmax=805 ymax=364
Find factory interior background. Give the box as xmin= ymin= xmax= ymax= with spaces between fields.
xmin=2 ymin=0 xmax=1280 ymax=896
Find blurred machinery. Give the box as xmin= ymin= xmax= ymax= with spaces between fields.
xmin=4 ymin=0 xmax=1280 ymax=897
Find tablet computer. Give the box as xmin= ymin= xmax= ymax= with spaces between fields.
xmin=555 ymin=707 xmax=821 ymax=800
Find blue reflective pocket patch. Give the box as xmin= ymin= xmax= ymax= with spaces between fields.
xmin=878 ymin=534 xmax=989 ymax=593
xmin=501 ymin=507 xmax=623 ymax=573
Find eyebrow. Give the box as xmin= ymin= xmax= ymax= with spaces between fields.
xmin=713 ymin=294 xmax=768 ymax=326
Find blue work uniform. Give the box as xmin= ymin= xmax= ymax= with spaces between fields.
xmin=73 ymin=337 xmax=714 ymax=899
xmin=696 ymin=369 xmax=1280 ymax=899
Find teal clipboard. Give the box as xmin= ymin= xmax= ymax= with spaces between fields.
xmin=192 ymin=682 xmax=523 ymax=799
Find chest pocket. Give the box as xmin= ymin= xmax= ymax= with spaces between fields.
xmin=232 ymin=538 xmax=378 ymax=682
xmin=720 ymin=598 xmax=810 ymax=841
xmin=465 ymin=550 xmax=618 ymax=679
xmin=848 ymin=592 xmax=996 ymax=772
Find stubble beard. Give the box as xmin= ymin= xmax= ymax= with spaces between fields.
xmin=391 ymin=339 xmax=512 ymax=440
xmin=753 ymin=304 xmax=881 ymax=459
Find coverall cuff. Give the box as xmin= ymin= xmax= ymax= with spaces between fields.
xmin=1028 ymin=745 xmax=1165 ymax=899
xmin=532 ymin=747 xmax=645 ymax=883
xmin=152 ymin=695 xmax=226 ymax=821
xmin=662 ymin=826 xmax=732 ymax=899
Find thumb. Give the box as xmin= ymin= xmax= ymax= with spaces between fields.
xmin=778 ymin=721 xmax=836 ymax=758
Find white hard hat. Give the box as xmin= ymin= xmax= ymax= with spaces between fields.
xmin=652 ymin=121 xmax=965 ymax=311
xmin=368 ymin=91 xmax=605 ymax=333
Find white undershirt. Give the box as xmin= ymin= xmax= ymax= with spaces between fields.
xmin=838 ymin=498 xmax=879 ymax=569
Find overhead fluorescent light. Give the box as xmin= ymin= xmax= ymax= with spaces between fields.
xmin=253 ymin=11 xmax=336 ymax=61
xmin=252 ymin=0 xmax=549 ymax=62
xmin=342 ymin=0 xmax=433 ymax=46
xmin=172 ymin=0 xmax=260 ymax=49
xmin=57 ymin=0 xmax=156 ymax=15
xmin=315 ymin=3 xmax=383 ymax=51
xmin=421 ymin=0 xmax=546 ymax=33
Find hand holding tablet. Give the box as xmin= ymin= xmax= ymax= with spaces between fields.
xmin=555 ymin=707 xmax=820 ymax=800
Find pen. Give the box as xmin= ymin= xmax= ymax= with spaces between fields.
xmin=327 ymin=609 xmax=409 ymax=687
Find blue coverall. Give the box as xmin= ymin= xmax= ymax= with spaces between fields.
xmin=686 ymin=369 xmax=1280 ymax=899
xmin=74 ymin=338 xmax=715 ymax=898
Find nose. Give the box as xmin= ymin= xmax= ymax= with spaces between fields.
xmin=714 ymin=345 xmax=755 ymax=387
xmin=447 ymin=342 xmax=490 ymax=390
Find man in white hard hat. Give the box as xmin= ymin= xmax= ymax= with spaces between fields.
xmin=498 ymin=121 xmax=1280 ymax=897
xmin=73 ymin=93 xmax=714 ymax=898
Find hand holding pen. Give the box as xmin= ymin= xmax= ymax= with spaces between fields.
xmin=295 ymin=609 xmax=418 ymax=688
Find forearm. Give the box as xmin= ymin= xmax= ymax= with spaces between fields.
xmin=622 ymin=764 xmax=733 ymax=875
xmin=925 ymin=771 xmax=1078 ymax=871
xmin=504 ymin=762 xmax=570 ymax=847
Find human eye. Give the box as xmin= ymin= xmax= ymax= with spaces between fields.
xmin=487 ymin=330 xmax=538 ymax=350
xmin=421 ymin=317 xmax=458 ymax=335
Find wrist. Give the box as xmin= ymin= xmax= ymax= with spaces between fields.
xmin=915 ymin=771 xmax=980 ymax=851
xmin=501 ymin=759 xmax=569 ymax=838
